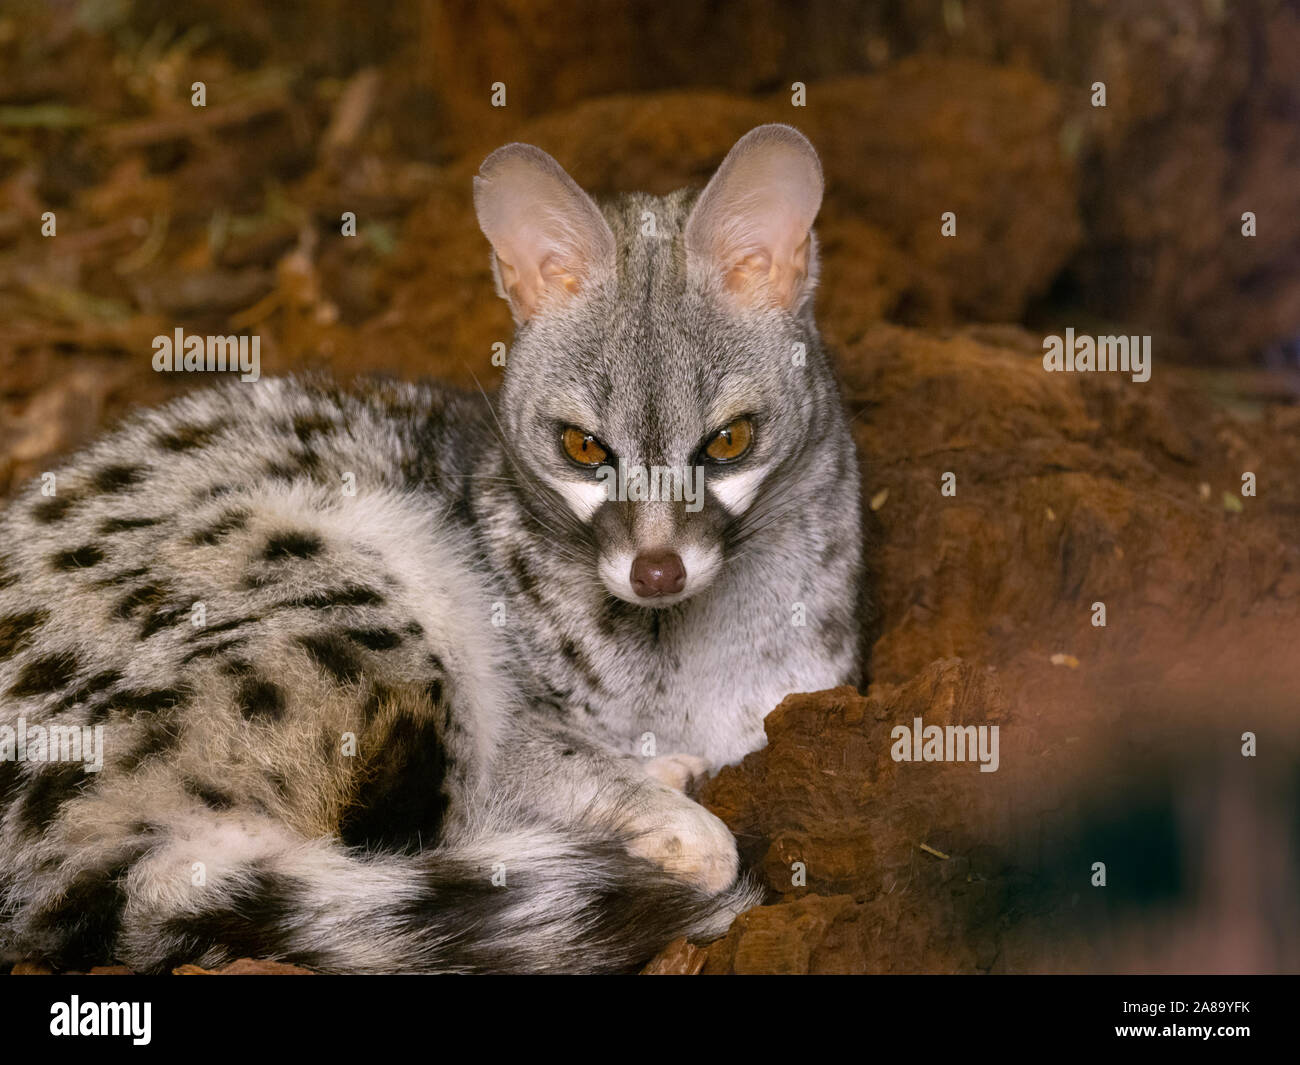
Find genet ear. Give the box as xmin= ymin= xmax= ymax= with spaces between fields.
xmin=684 ymin=124 xmax=823 ymax=312
xmin=473 ymin=143 xmax=616 ymax=323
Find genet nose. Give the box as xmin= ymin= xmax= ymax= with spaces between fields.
xmin=629 ymin=550 xmax=686 ymax=598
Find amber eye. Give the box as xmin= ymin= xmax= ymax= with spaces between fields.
xmin=561 ymin=426 xmax=609 ymax=468
xmin=703 ymin=418 xmax=754 ymax=463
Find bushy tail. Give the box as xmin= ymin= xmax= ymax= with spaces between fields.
xmin=75 ymin=814 xmax=761 ymax=974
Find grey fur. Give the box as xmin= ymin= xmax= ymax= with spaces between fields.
xmin=0 ymin=126 xmax=863 ymax=973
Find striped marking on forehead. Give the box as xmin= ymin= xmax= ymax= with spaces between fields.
xmin=603 ymin=191 xmax=693 ymax=290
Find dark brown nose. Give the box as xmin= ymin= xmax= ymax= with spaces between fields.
xmin=630 ymin=550 xmax=686 ymax=598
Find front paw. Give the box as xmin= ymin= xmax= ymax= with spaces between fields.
xmin=644 ymin=752 xmax=712 ymax=794
xmin=623 ymin=785 xmax=739 ymax=895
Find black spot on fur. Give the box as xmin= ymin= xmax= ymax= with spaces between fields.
xmin=179 ymin=637 xmax=247 ymax=665
xmin=0 ymin=609 xmax=49 ymax=662
xmin=92 ymin=566 xmax=150 ymax=588
xmin=98 ymin=515 xmax=164 ymax=534
xmin=282 ymin=585 xmax=385 ymax=610
xmin=185 ymin=615 xmax=260 ymax=641
xmin=344 ymin=626 xmax=402 ymax=651
xmin=8 ymin=649 xmax=81 ymax=697
xmin=339 ymin=713 xmax=449 ymax=854
xmin=184 ymin=779 xmax=234 ymax=810
xmin=49 ymin=543 xmax=105 ymax=570
xmin=0 ymin=553 xmax=16 ymax=590
xmin=57 ymin=669 xmax=124 ymax=713
xmin=156 ymin=424 xmax=217 ymax=452
xmin=0 ymin=759 xmax=22 ymax=812
xmin=263 ymin=461 xmax=300 ymax=481
xmin=32 ymin=495 xmax=76 ymax=523
xmin=292 ymin=413 xmax=335 ymax=442
xmin=113 ymin=582 xmax=188 ymax=638
xmin=28 ymin=847 xmax=150 ymax=968
xmin=403 ymin=621 xmax=424 ymax=637
xmin=156 ymin=866 xmax=302 ymax=970
xmin=116 ymin=712 xmax=181 ymax=772
xmin=189 ymin=509 xmax=250 ymax=546
xmin=106 ymin=687 xmax=185 ymax=714
xmin=289 ymin=449 xmax=324 ymax=480
xmin=114 ymin=582 xmax=168 ymax=619
xmin=92 ymin=464 xmax=146 ymax=493
xmin=235 ymin=676 xmax=286 ymax=721
xmin=76 ymin=673 xmax=123 ymax=703
xmin=264 ymin=531 xmax=323 ymax=560
xmin=19 ymin=762 xmax=89 ymax=836
xmin=297 ymin=632 xmax=365 ymax=684
xmin=361 ymin=684 xmax=393 ymax=723
xmin=139 ymin=603 xmax=189 ymax=640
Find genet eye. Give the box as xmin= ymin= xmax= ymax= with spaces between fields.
xmin=561 ymin=426 xmax=609 ymax=468
xmin=703 ymin=418 xmax=754 ymax=463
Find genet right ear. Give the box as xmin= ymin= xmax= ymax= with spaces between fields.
xmin=473 ymin=143 xmax=616 ymax=324
xmin=684 ymin=124 xmax=824 ymax=313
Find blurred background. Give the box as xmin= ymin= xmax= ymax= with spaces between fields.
xmin=1 ymin=0 xmax=1297 ymax=973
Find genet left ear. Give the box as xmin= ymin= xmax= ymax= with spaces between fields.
xmin=684 ymin=124 xmax=824 ymax=313
xmin=473 ymin=143 xmax=616 ymax=324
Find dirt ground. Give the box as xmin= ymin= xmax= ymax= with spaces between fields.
xmin=2 ymin=2 xmax=1298 ymax=973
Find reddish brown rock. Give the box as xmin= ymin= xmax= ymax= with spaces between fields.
xmin=640 ymin=937 xmax=708 ymax=975
xmin=174 ymin=958 xmax=316 ymax=975
xmin=697 ymin=664 xmax=1017 ymax=973
xmin=8 ymin=960 xmax=54 ymax=974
